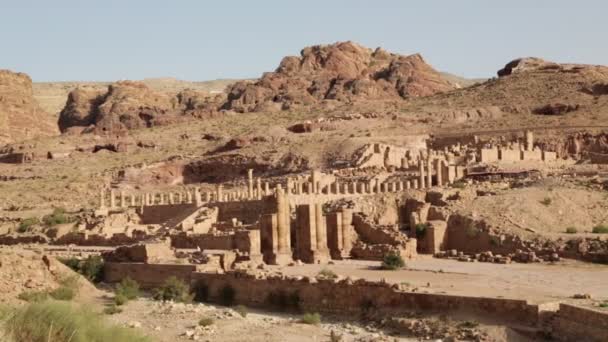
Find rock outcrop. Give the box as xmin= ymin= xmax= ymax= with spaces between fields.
xmin=58 ymin=81 xmax=224 ymax=133
xmin=223 ymin=41 xmax=457 ymax=112
xmin=0 ymin=69 xmax=58 ymax=144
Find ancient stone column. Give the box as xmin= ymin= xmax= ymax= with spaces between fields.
xmin=119 ymin=191 xmax=126 ymax=208
xmin=525 ymin=130 xmax=534 ymax=151
xmin=296 ymin=182 xmax=303 ymax=195
xmin=412 ymin=179 xmax=419 ymax=189
xmin=217 ymin=185 xmax=223 ymax=203
xmin=435 ymin=159 xmax=443 ymax=186
xmin=264 ymin=182 xmax=270 ymax=195
xmin=314 ymin=203 xmax=330 ymax=258
xmin=341 ymin=208 xmax=354 ymax=258
xmin=110 ymin=190 xmax=116 ymax=208
xmin=406 ymin=180 xmax=411 ymax=189
xmin=419 ymin=160 xmax=425 ymax=189
xmin=247 ymin=169 xmax=254 ymax=199
xmin=99 ymin=189 xmax=106 ymax=208
xmin=256 ymin=178 xmax=263 ymax=199
xmin=186 ymin=190 xmax=192 ymax=204
xmin=426 ymin=158 xmax=433 ymax=188
xmin=275 ymin=185 xmax=291 ymax=259
xmin=194 ymin=189 xmax=202 ymax=206
xmin=130 ymin=194 xmax=135 ymax=207
xmin=311 ymin=170 xmax=322 ymax=194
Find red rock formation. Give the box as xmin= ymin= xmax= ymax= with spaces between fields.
xmin=58 ymin=81 xmax=223 ymax=133
xmin=0 ymin=69 xmax=58 ymax=144
xmin=223 ymin=41 xmax=457 ymax=112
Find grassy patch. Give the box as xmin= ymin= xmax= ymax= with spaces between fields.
xmin=116 ymin=277 xmax=139 ymax=300
xmin=540 ymin=197 xmax=552 ymax=206
xmin=198 ymin=317 xmax=214 ymax=327
xmin=592 ymin=225 xmax=608 ymax=234
xmin=316 ymin=268 xmax=338 ymax=280
xmin=49 ymin=286 xmax=76 ymax=301
xmin=17 ymin=290 xmax=48 ymax=303
xmin=17 ymin=217 xmax=40 ymax=233
xmin=381 ymin=252 xmax=405 ymax=270
xmin=565 ymin=227 xmax=578 ymax=234
xmin=300 ymin=312 xmax=321 ymax=325
xmin=42 ymin=207 xmax=73 ymax=227
xmin=103 ymin=304 xmax=123 ymax=315
xmin=2 ymin=301 xmax=150 ymax=341
xmin=234 ymin=305 xmax=248 ymax=318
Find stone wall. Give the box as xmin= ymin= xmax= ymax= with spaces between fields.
xmin=552 ymin=304 xmax=608 ymax=342
xmin=191 ymin=272 xmax=540 ymax=325
xmin=104 ymin=262 xmax=196 ymax=288
xmin=140 ymin=204 xmax=196 ymax=225
xmin=215 ymin=199 xmax=275 ymax=224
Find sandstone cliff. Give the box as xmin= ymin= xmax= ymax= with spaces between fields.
xmin=58 ymin=81 xmax=224 ymax=133
xmin=222 ymin=41 xmax=457 ymax=112
xmin=0 ymin=70 xmax=58 ymax=144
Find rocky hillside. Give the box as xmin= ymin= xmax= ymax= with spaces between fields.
xmin=0 ymin=70 xmax=58 ymax=144
xmin=409 ymin=57 xmax=608 ymax=127
xmin=58 ymin=81 xmax=224 ymax=134
xmin=223 ymin=41 xmax=457 ymax=112
xmin=33 ymin=78 xmax=240 ymax=115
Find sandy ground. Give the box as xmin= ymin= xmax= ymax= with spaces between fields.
xmin=271 ymin=256 xmax=608 ymax=303
xmin=106 ymin=298 xmax=417 ymax=342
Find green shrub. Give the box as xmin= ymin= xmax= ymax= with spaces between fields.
xmin=540 ymin=197 xmax=552 ymax=206
xmin=381 ymin=252 xmax=405 ymax=270
xmin=17 ymin=217 xmax=40 ymax=233
xmin=198 ymin=317 xmax=214 ymax=327
xmin=80 ymin=256 xmax=104 ymax=283
xmin=114 ymin=294 xmax=128 ymax=306
xmin=300 ymin=312 xmax=321 ymax=325
xmin=234 ymin=305 xmax=248 ymax=318
xmin=316 ymin=268 xmax=338 ymax=280
xmin=415 ymin=223 xmax=428 ymax=239
xmin=451 ymin=180 xmax=467 ymax=189
xmin=58 ymin=256 xmax=104 ymax=283
xmin=599 ymin=302 xmax=608 ymax=309
xmin=220 ymin=284 xmax=236 ymax=306
xmin=3 ymin=301 xmax=150 ymax=341
xmin=17 ymin=290 xmax=48 ymax=303
xmin=565 ymin=227 xmax=578 ymax=234
xmin=116 ymin=277 xmax=139 ymax=300
xmin=49 ymin=286 xmax=76 ymax=301
xmin=103 ymin=304 xmax=123 ymax=315
xmin=592 ymin=225 xmax=608 ymax=234
xmin=152 ymin=276 xmax=193 ymax=303
xmin=42 ymin=207 xmax=72 ymax=227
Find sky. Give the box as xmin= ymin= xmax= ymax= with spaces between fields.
xmin=1 ymin=0 xmax=607 ymax=82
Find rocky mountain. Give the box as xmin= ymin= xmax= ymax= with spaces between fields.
xmin=222 ymin=41 xmax=457 ymax=112
xmin=0 ymin=70 xmax=58 ymax=144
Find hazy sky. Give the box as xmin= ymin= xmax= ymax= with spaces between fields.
xmin=1 ymin=0 xmax=606 ymax=82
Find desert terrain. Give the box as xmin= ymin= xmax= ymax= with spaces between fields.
xmin=1 ymin=40 xmax=608 ymax=341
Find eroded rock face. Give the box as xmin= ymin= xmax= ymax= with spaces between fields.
xmin=0 ymin=69 xmax=58 ymax=144
xmin=497 ymin=57 xmax=558 ymax=77
xmin=223 ymin=41 xmax=456 ymax=112
xmin=58 ymin=81 xmax=223 ymax=134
